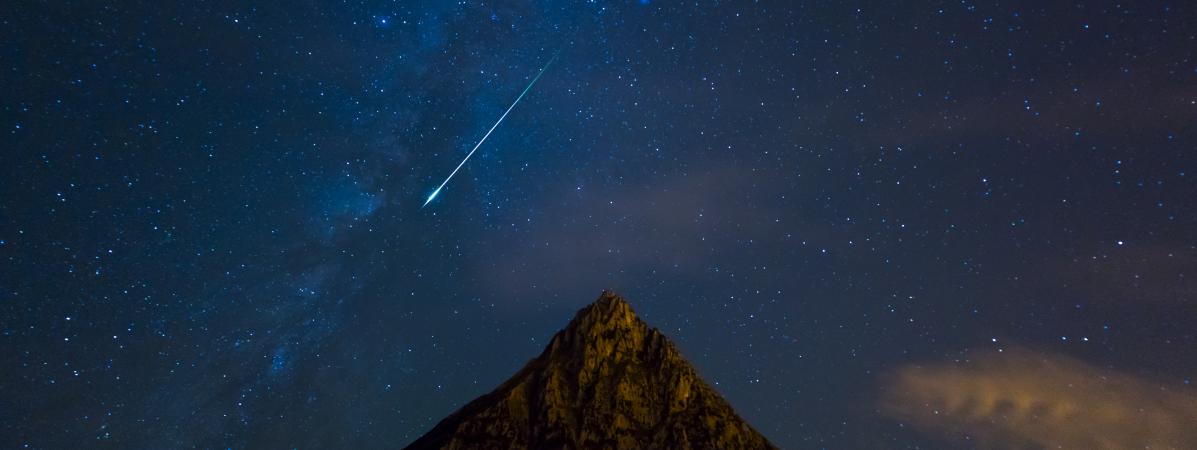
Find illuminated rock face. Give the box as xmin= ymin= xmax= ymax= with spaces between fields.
xmin=406 ymin=291 xmax=776 ymax=450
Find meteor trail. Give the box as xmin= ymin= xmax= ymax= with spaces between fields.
xmin=422 ymin=52 xmax=559 ymax=207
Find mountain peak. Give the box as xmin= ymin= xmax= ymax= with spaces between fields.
xmin=598 ymin=289 xmax=624 ymax=305
xmin=584 ymin=289 xmax=633 ymax=316
xmin=405 ymin=291 xmax=776 ymax=450
xmin=584 ymin=289 xmax=634 ymax=321
xmin=562 ymin=289 xmax=639 ymax=334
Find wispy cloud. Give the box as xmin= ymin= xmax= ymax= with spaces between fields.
xmin=880 ymin=348 xmax=1197 ymax=449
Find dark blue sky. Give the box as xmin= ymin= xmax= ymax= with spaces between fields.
xmin=4 ymin=1 xmax=1196 ymax=448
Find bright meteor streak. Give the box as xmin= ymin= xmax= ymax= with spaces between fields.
xmin=422 ymin=52 xmax=559 ymax=207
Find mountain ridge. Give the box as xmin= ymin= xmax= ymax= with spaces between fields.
xmin=405 ymin=290 xmax=776 ymax=449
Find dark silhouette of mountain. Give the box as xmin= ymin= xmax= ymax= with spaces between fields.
xmin=405 ymin=291 xmax=776 ymax=449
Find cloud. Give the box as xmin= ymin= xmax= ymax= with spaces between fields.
xmin=477 ymin=164 xmax=842 ymax=299
xmin=879 ymin=348 xmax=1197 ymax=449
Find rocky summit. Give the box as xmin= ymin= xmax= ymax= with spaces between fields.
xmin=405 ymin=291 xmax=776 ymax=450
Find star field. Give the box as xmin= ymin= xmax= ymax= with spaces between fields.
xmin=3 ymin=1 xmax=1196 ymax=448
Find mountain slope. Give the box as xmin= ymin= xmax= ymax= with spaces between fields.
xmin=405 ymin=291 xmax=775 ymax=449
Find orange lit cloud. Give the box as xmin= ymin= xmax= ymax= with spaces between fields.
xmin=880 ymin=349 xmax=1197 ymax=449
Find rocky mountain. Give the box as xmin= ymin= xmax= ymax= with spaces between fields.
xmin=405 ymin=291 xmax=776 ymax=449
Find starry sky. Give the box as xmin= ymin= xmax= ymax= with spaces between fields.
xmin=3 ymin=1 xmax=1196 ymax=448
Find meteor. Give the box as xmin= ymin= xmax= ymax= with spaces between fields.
xmin=422 ymin=52 xmax=559 ymax=207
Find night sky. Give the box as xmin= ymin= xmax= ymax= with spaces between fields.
xmin=4 ymin=1 xmax=1197 ymax=448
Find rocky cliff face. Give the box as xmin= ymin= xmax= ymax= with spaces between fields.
xmin=405 ymin=291 xmax=776 ymax=450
